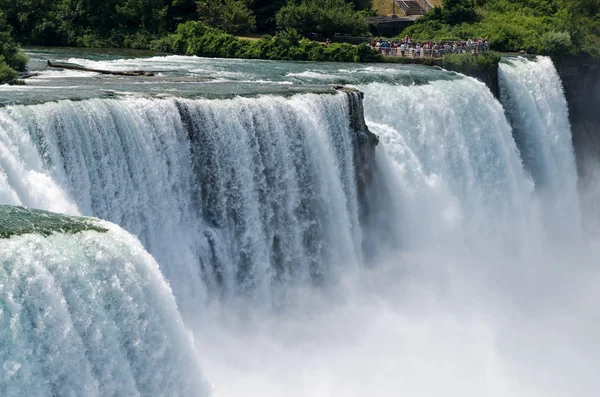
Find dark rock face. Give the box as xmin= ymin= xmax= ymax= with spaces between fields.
xmin=342 ymin=89 xmax=379 ymax=211
xmin=556 ymin=56 xmax=600 ymax=180
xmin=464 ymin=66 xmax=500 ymax=99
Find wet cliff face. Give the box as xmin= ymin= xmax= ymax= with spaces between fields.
xmin=344 ymin=89 xmax=379 ymax=199
xmin=557 ymin=56 xmax=600 ymax=179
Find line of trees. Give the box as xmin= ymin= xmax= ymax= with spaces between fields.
xmin=0 ymin=0 xmax=372 ymax=48
xmin=161 ymin=20 xmax=380 ymax=62
xmin=2 ymin=0 xmax=599 ymax=82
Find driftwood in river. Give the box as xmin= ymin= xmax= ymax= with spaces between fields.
xmin=18 ymin=72 xmax=39 ymax=79
xmin=46 ymin=60 xmax=154 ymax=76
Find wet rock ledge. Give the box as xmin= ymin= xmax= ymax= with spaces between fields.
xmin=334 ymin=86 xmax=380 ymax=205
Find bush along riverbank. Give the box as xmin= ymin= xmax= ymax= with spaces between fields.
xmin=159 ymin=22 xmax=382 ymax=63
xmin=442 ymin=51 xmax=502 ymax=97
xmin=0 ymin=11 xmax=28 ymax=84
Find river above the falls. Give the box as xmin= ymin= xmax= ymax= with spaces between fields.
xmin=1 ymin=46 xmax=459 ymax=105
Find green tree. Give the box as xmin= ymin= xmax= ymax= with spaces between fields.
xmin=252 ymin=0 xmax=287 ymax=31
xmin=276 ymin=0 xmax=367 ymax=38
xmin=442 ymin=0 xmax=479 ymax=25
xmin=0 ymin=10 xmax=28 ymax=83
xmin=197 ymin=0 xmax=256 ymax=34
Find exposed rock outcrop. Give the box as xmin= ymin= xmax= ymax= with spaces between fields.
xmin=338 ymin=87 xmax=380 ymax=206
xmin=556 ymin=56 xmax=600 ymax=180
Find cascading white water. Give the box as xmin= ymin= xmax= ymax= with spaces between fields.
xmin=0 ymin=110 xmax=79 ymax=213
xmin=330 ymin=60 xmax=597 ymax=397
xmin=0 ymin=92 xmax=364 ymax=316
xmin=499 ymin=56 xmax=582 ymax=237
xmin=358 ymin=76 xmax=536 ymax=254
xmin=0 ymin=207 xmax=208 ymax=397
xmin=1 ymin=54 xmax=599 ymax=397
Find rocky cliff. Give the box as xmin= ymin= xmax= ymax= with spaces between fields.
xmin=557 ymin=56 xmax=600 ymax=182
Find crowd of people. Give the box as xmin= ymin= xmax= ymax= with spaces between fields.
xmin=370 ymin=36 xmax=490 ymax=58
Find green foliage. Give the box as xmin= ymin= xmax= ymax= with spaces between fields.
xmin=0 ymin=0 xmax=371 ymax=50
xmin=1 ymin=0 xmax=597 ymax=64
xmin=0 ymin=10 xmax=28 ymax=83
xmin=0 ymin=59 xmax=18 ymax=84
xmin=276 ymin=0 xmax=368 ymax=38
xmin=197 ymin=0 xmax=256 ymax=34
xmin=418 ymin=0 xmax=479 ymax=26
xmin=403 ymin=0 xmax=600 ymax=59
xmin=169 ymin=21 xmax=381 ymax=62
xmin=442 ymin=51 xmax=501 ymax=96
xmin=442 ymin=0 xmax=479 ymax=25
xmin=442 ymin=51 xmax=501 ymax=74
xmin=253 ymin=0 xmax=288 ymax=30
xmin=542 ymin=31 xmax=573 ymax=57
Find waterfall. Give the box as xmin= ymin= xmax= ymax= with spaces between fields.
xmin=0 ymin=206 xmax=208 ymax=397
xmin=0 ymin=92 xmax=365 ymax=315
xmin=357 ymin=76 xmax=534 ymax=253
xmin=1 ymin=54 xmax=598 ymax=396
xmin=336 ymin=67 xmax=596 ymax=397
xmin=499 ymin=56 xmax=582 ymax=237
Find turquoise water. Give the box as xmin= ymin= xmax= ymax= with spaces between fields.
xmin=1 ymin=47 xmax=459 ymax=105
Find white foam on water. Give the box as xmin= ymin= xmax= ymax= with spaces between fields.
xmin=0 ymin=219 xmax=209 ymax=397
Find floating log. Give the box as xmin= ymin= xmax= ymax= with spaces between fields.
xmin=17 ymin=72 xmax=39 ymax=79
xmin=47 ymin=60 xmax=154 ymax=76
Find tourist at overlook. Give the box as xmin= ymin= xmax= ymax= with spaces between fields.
xmin=369 ymin=37 xmax=490 ymax=58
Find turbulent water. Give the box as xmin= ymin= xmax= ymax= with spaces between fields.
xmin=0 ymin=210 xmax=207 ymax=397
xmin=0 ymin=92 xmax=364 ymax=318
xmin=1 ymin=53 xmax=599 ymax=396
xmin=361 ymin=76 xmax=534 ymax=253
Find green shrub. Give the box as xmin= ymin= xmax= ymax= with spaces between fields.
xmin=402 ymin=0 xmax=599 ymax=59
xmin=0 ymin=59 xmax=17 ymax=84
xmin=197 ymin=0 xmax=256 ymax=34
xmin=276 ymin=0 xmax=367 ymax=38
xmin=542 ymin=31 xmax=573 ymax=56
xmin=170 ymin=21 xmax=382 ymax=63
xmin=441 ymin=0 xmax=479 ymax=26
xmin=442 ymin=51 xmax=501 ymax=74
xmin=0 ymin=10 xmax=28 ymax=78
xmin=355 ymin=43 xmax=382 ymax=62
